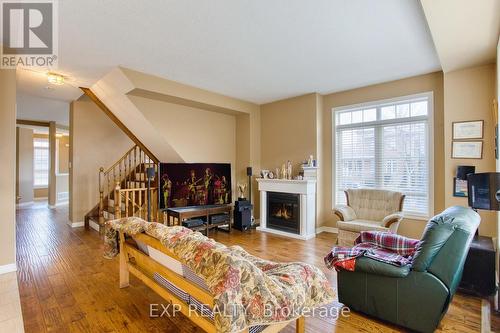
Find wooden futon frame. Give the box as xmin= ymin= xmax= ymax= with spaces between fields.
xmin=118 ymin=231 xmax=305 ymax=333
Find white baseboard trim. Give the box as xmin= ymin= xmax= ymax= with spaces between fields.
xmin=69 ymin=221 xmax=84 ymax=228
xmin=316 ymin=226 xmax=338 ymax=234
xmin=58 ymin=191 xmax=69 ymax=201
xmin=16 ymin=201 xmax=34 ymax=207
xmin=50 ymin=201 xmax=69 ymax=208
xmin=34 ymin=197 xmax=48 ymax=201
xmin=0 ymin=263 xmax=17 ymax=275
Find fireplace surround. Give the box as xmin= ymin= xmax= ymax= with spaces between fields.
xmin=256 ymin=178 xmax=316 ymax=240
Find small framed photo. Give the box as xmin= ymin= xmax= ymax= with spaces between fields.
xmin=452 ymin=120 xmax=484 ymax=140
xmin=453 ymin=178 xmax=468 ymax=197
xmin=452 ymin=141 xmax=483 ymax=159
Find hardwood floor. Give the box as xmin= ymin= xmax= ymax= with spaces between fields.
xmin=16 ymin=202 xmax=498 ymax=332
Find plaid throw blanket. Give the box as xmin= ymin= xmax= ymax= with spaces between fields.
xmin=324 ymin=231 xmax=420 ymax=271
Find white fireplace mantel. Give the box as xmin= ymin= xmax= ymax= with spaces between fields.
xmin=256 ymin=178 xmax=316 ymax=240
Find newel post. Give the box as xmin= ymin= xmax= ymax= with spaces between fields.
xmin=114 ymin=182 xmax=121 ymax=219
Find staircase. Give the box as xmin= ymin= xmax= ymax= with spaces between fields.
xmin=84 ymin=144 xmax=159 ymax=233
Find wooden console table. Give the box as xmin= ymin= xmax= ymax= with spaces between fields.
xmin=164 ymin=205 xmax=232 ymax=236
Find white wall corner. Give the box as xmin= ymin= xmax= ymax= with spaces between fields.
xmin=0 ymin=263 xmax=17 ymax=275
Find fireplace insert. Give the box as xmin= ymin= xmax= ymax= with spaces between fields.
xmin=267 ymin=192 xmax=300 ymax=234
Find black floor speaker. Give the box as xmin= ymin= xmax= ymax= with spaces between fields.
xmin=458 ymin=236 xmax=496 ymax=297
xmin=234 ymin=200 xmax=253 ymax=231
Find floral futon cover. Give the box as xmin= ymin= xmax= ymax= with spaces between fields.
xmin=104 ymin=217 xmax=335 ymax=333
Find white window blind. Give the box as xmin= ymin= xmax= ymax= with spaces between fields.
xmin=334 ymin=93 xmax=432 ymax=218
xmin=34 ymin=138 xmax=49 ymax=187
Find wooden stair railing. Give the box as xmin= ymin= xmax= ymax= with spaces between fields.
xmin=113 ymin=183 xmax=158 ymax=221
xmin=81 ymin=86 xmax=161 ymax=233
xmin=85 ymin=144 xmax=159 ymax=233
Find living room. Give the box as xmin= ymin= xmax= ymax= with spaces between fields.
xmin=0 ymin=1 xmax=499 ymax=332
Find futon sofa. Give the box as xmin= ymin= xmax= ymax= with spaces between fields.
xmin=104 ymin=217 xmax=335 ymax=333
xmin=336 ymin=206 xmax=480 ymax=333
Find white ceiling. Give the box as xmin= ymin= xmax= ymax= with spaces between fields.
xmin=6 ymin=0 xmax=443 ymax=104
xmin=421 ymin=0 xmax=500 ymax=73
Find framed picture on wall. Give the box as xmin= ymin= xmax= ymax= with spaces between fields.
xmin=453 ymin=177 xmax=468 ymax=197
xmin=452 ymin=141 xmax=483 ymax=159
xmin=452 ymin=120 xmax=484 ymax=140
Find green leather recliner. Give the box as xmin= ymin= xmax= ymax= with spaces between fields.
xmin=337 ymin=206 xmax=480 ymax=333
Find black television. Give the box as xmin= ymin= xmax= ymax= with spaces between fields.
xmin=467 ymin=173 xmax=500 ymax=211
xmin=159 ymin=163 xmax=231 ymax=209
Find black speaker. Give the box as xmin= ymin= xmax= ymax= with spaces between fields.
xmin=246 ymin=167 xmax=252 ymax=176
xmin=456 ymin=165 xmax=475 ymax=180
xmin=234 ymin=200 xmax=253 ymax=231
xmin=459 ymin=236 xmax=496 ymax=297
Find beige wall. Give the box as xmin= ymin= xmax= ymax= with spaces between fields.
xmin=236 ymin=114 xmax=251 ymax=190
xmin=444 ymin=64 xmax=497 ymax=237
xmin=261 ymin=93 xmax=320 ymax=173
xmin=0 ymin=69 xmax=17 ymax=267
xmin=56 ymin=174 xmax=69 ymax=203
xmin=16 ymin=127 xmax=34 ymax=203
xmin=56 ymin=135 xmax=69 ymax=203
xmin=129 ymin=95 xmax=237 ymax=201
xmin=259 ymin=93 xmax=322 ymax=222
xmin=70 ymin=97 xmax=134 ymax=223
xmin=58 ymin=135 xmax=69 ymax=174
xmin=235 ymin=111 xmax=262 ymax=217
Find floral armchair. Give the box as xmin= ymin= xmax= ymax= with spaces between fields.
xmin=334 ymin=189 xmax=405 ymax=246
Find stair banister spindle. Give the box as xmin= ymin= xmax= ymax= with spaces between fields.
xmin=132 ymin=191 xmax=136 ymax=218
xmin=139 ymin=189 xmax=143 ymax=219
xmin=125 ymin=191 xmax=129 ymax=217
xmin=114 ymin=182 xmax=121 ymax=219
xmin=99 ymin=167 xmax=105 ymax=227
xmin=128 ymin=152 xmax=131 ymax=188
xmin=107 ymin=173 xmax=111 ymax=206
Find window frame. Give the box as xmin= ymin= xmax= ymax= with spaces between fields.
xmin=33 ymin=137 xmax=50 ymax=189
xmin=331 ymin=92 xmax=434 ymax=220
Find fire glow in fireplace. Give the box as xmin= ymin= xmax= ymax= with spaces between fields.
xmin=267 ymin=192 xmax=300 ymax=234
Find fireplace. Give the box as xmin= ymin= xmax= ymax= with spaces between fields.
xmin=267 ymin=192 xmax=300 ymax=234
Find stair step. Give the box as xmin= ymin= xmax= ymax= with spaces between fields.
xmin=106 ymin=200 xmax=126 ymax=209
xmin=87 ymin=216 xmax=102 ymax=232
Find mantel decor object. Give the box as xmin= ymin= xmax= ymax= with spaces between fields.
xmin=237 ymin=182 xmax=247 ymax=199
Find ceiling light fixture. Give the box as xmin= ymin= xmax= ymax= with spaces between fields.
xmin=47 ymin=72 xmax=65 ymax=85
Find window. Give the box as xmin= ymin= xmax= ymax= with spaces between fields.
xmin=33 ymin=138 xmax=49 ymax=187
xmin=333 ymin=93 xmax=433 ymax=218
